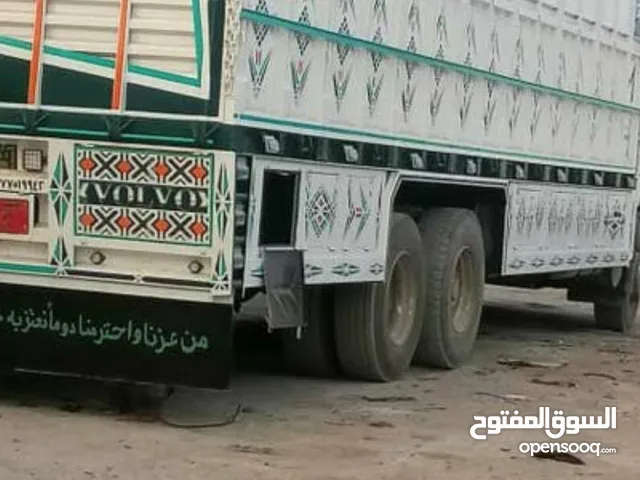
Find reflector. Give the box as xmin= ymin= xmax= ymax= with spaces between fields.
xmin=0 ymin=197 xmax=30 ymax=235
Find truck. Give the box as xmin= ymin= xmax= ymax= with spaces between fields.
xmin=0 ymin=0 xmax=639 ymax=389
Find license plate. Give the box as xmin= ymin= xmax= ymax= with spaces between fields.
xmin=0 ymin=197 xmax=30 ymax=235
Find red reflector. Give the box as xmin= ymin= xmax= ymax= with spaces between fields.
xmin=0 ymin=198 xmax=30 ymax=235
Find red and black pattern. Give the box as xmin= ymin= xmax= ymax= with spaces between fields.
xmin=74 ymin=145 xmax=214 ymax=246
xmin=77 ymin=206 xmax=211 ymax=245
xmin=76 ymin=147 xmax=212 ymax=188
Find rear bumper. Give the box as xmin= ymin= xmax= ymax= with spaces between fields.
xmin=0 ymin=136 xmax=236 ymax=303
xmin=0 ymin=268 xmax=232 ymax=305
xmin=0 ymin=284 xmax=233 ymax=389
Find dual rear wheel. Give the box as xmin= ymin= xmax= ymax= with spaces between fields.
xmin=282 ymin=208 xmax=486 ymax=381
xmin=593 ymin=245 xmax=640 ymax=334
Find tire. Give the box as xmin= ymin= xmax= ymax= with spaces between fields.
xmin=281 ymin=286 xmax=339 ymax=378
xmin=334 ymin=213 xmax=425 ymax=382
xmin=414 ymin=208 xmax=485 ymax=369
xmin=594 ymin=255 xmax=640 ymax=334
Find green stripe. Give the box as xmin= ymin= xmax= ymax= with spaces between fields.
xmin=38 ymin=127 xmax=109 ymax=139
xmin=0 ymin=263 xmax=56 ymax=275
xmin=192 ymin=0 xmax=204 ymax=83
xmin=128 ymin=64 xmax=200 ymax=87
xmin=121 ymin=132 xmax=197 ymax=144
xmin=0 ymin=35 xmax=31 ymax=50
xmin=0 ymin=122 xmax=194 ymax=144
xmin=240 ymin=9 xmax=640 ymax=115
xmin=43 ymin=44 xmax=199 ymax=87
xmin=44 ymin=45 xmax=115 ymax=68
xmin=237 ymin=113 xmax=634 ymax=172
xmin=0 ymin=123 xmax=27 ymax=132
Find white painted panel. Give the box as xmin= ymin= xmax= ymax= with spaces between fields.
xmin=45 ymin=0 xmax=119 ymax=61
xmin=503 ymin=182 xmax=638 ymax=275
xmin=129 ymin=0 xmax=197 ymax=77
xmin=617 ymin=0 xmax=635 ymax=35
xmin=235 ymin=0 xmax=640 ymax=172
xmin=0 ymin=1 xmax=34 ymax=41
xmin=243 ymin=157 xmax=392 ymax=289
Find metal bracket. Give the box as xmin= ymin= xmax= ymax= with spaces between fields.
xmin=20 ymin=110 xmax=48 ymax=134
xmin=104 ymin=115 xmax=133 ymax=141
xmin=262 ymin=248 xmax=305 ymax=330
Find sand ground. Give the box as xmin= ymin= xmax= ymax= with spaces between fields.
xmin=0 ymin=286 xmax=637 ymax=480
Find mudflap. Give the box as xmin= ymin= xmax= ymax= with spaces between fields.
xmin=0 ymin=285 xmax=233 ymax=389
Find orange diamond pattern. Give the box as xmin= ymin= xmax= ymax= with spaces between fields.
xmin=190 ymin=164 xmax=208 ymax=181
xmin=117 ymin=215 xmax=132 ymax=230
xmin=153 ymin=218 xmax=170 ymax=233
xmin=190 ymin=220 xmax=207 ymax=237
xmin=80 ymin=212 xmax=96 ymax=227
xmin=116 ymin=159 xmax=133 ymax=175
xmin=154 ymin=161 xmax=169 ymax=179
xmin=79 ymin=157 xmax=96 ymax=173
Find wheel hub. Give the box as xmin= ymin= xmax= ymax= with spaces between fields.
xmin=450 ymin=247 xmax=475 ymax=334
xmin=386 ymin=251 xmax=417 ymax=346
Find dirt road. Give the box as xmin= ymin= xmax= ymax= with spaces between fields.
xmin=0 ymin=286 xmax=638 ymax=480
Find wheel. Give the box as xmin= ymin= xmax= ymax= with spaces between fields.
xmin=281 ymin=286 xmax=339 ymax=378
xmin=414 ymin=208 xmax=485 ymax=369
xmin=594 ymin=255 xmax=640 ymax=334
xmin=281 ymin=286 xmax=338 ymax=378
xmin=334 ymin=213 xmax=425 ymax=382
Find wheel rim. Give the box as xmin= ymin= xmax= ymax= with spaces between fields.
xmin=450 ymin=246 xmax=476 ymax=334
xmin=385 ymin=251 xmax=417 ymax=346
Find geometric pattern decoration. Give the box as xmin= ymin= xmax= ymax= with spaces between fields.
xmin=504 ymin=183 xmax=636 ymax=276
xmin=49 ymin=152 xmax=74 ymax=273
xmin=401 ymin=1 xmax=421 ymax=121
xmin=212 ymin=162 xmax=233 ymax=292
xmin=366 ymin=0 xmax=387 ymax=117
xmin=290 ymin=3 xmax=312 ymax=104
xmin=49 ymin=153 xmax=72 ymax=228
xmin=248 ymin=0 xmax=273 ymax=96
xmin=0 ymin=141 xmax=235 ymax=299
xmin=76 ymin=148 xmax=211 ymax=187
xmin=74 ymin=145 xmax=214 ymax=247
xmin=212 ymin=249 xmax=229 ymax=292
xmin=237 ymin=4 xmax=640 ymax=172
xmin=242 ymin=158 xmax=388 ymax=290
xmin=76 ymin=206 xmax=211 ymax=245
xmin=298 ymin=169 xmax=385 ymax=285
xmin=344 ymin=178 xmax=373 ymax=240
xmin=332 ymin=262 xmax=361 ymax=277
xmin=331 ymin=0 xmax=356 ymax=112
xmin=214 ymin=162 xmax=232 ymax=242
xmin=305 ymin=182 xmax=338 ymax=238
xmin=50 ymin=237 xmax=72 ymax=271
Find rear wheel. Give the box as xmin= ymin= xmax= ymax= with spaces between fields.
xmin=282 ymin=286 xmax=338 ymax=378
xmin=594 ymin=213 xmax=640 ymax=335
xmin=334 ymin=213 xmax=425 ymax=382
xmin=414 ymin=208 xmax=485 ymax=369
xmin=594 ymin=255 xmax=640 ymax=334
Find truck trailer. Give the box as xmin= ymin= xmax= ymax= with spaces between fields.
xmin=0 ymin=0 xmax=639 ymax=389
